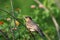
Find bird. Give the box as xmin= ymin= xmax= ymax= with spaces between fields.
xmin=24 ymin=16 xmax=45 ymax=37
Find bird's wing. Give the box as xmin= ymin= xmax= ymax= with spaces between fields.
xmin=26 ymin=21 xmax=45 ymax=37
xmin=26 ymin=21 xmax=38 ymax=30
xmin=31 ymin=21 xmax=45 ymax=36
xmin=29 ymin=21 xmax=40 ymax=31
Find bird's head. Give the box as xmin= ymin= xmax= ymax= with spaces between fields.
xmin=24 ymin=16 xmax=32 ymax=22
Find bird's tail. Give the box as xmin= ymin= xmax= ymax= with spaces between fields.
xmin=37 ymin=29 xmax=51 ymax=40
xmin=37 ymin=29 xmax=45 ymax=37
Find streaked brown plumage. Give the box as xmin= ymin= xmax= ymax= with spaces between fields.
xmin=25 ymin=16 xmax=45 ymax=37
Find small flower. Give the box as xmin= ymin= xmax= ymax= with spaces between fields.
xmin=39 ymin=4 xmax=44 ymax=8
xmin=15 ymin=20 xmax=20 ymax=26
xmin=0 ymin=21 xmax=4 ymax=25
xmin=7 ymin=18 xmax=11 ymax=21
xmin=30 ymin=5 xmax=36 ymax=8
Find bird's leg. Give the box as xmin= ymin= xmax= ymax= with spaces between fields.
xmin=29 ymin=31 xmax=35 ymax=40
xmin=27 ymin=28 xmax=35 ymax=40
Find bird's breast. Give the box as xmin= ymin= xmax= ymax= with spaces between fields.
xmin=26 ymin=22 xmax=36 ymax=31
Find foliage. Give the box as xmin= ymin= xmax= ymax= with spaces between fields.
xmin=0 ymin=0 xmax=60 ymax=40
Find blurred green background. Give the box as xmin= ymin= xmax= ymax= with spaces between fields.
xmin=0 ymin=0 xmax=60 ymax=40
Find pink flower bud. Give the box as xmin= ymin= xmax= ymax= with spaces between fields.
xmin=39 ymin=4 xmax=44 ymax=8
xmin=30 ymin=5 xmax=36 ymax=8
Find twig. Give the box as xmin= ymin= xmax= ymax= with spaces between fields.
xmin=28 ymin=30 xmax=35 ymax=40
xmin=0 ymin=30 xmax=9 ymax=40
xmin=34 ymin=0 xmax=60 ymax=40
xmin=0 ymin=9 xmax=16 ymax=20
xmin=10 ymin=0 xmax=16 ymax=40
xmin=51 ymin=15 xmax=60 ymax=40
xmin=43 ymin=32 xmax=51 ymax=40
xmin=10 ymin=0 xmax=16 ymax=27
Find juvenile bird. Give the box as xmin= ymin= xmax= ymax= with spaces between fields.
xmin=24 ymin=16 xmax=45 ymax=37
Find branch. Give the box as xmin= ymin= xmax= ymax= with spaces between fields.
xmin=0 ymin=8 xmax=24 ymax=26
xmin=43 ymin=32 xmax=51 ymax=40
xmin=10 ymin=0 xmax=16 ymax=40
xmin=51 ymin=15 xmax=60 ymax=40
xmin=34 ymin=0 xmax=60 ymax=40
xmin=0 ymin=30 xmax=9 ymax=40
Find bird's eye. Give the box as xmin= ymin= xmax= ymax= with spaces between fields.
xmin=25 ymin=16 xmax=29 ymax=18
xmin=25 ymin=17 xmax=28 ymax=18
xmin=25 ymin=16 xmax=32 ymax=20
